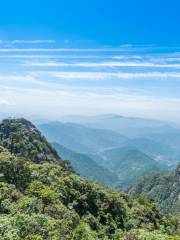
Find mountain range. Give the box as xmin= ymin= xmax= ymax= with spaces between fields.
xmin=52 ymin=142 xmax=118 ymax=186
xmin=39 ymin=121 xmax=127 ymax=154
xmin=60 ymin=114 xmax=179 ymax=138
xmin=38 ymin=117 xmax=178 ymax=189
xmin=0 ymin=118 xmax=179 ymax=239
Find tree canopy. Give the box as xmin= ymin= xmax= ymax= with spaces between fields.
xmin=0 ymin=119 xmax=179 ymax=239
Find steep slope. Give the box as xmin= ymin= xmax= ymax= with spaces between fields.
xmin=38 ymin=121 xmax=127 ymax=154
xmin=0 ymin=118 xmax=179 ymax=239
xmin=129 ymin=164 xmax=180 ymax=215
xmin=0 ymin=118 xmax=60 ymax=163
xmin=101 ymin=147 xmax=167 ymax=189
xmin=52 ymin=142 xmax=118 ymax=186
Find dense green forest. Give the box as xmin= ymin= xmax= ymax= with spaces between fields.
xmin=0 ymin=119 xmax=179 ymax=239
xmin=0 ymin=119 xmax=60 ymax=163
xmin=129 ymin=165 xmax=180 ymax=215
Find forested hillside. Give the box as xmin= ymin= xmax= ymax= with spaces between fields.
xmin=0 ymin=118 xmax=179 ymax=239
xmin=52 ymin=142 xmax=118 ymax=186
xmin=0 ymin=119 xmax=60 ymax=163
xmin=129 ymin=164 xmax=180 ymax=215
xmin=100 ymin=146 xmax=167 ymax=189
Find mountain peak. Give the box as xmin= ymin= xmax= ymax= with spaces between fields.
xmin=0 ymin=118 xmax=61 ymax=163
xmin=2 ymin=117 xmax=36 ymax=126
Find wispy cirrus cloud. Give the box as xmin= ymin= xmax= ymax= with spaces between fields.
xmin=0 ymin=40 xmax=56 ymax=44
xmin=32 ymin=71 xmax=180 ymax=79
xmin=0 ymin=54 xmax=106 ymax=59
xmin=24 ymin=60 xmax=180 ymax=69
xmin=0 ymin=45 xmax=180 ymax=52
xmin=0 ymin=47 xmax=151 ymax=52
xmin=11 ymin=40 xmax=56 ymax=44
xmin=0 ymin=74 xmax=61 ymax=90
xmin=0 ymin=43 xmax=180 ymax=121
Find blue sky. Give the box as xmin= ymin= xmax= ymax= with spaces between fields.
xmin=0 ymin=0 xmax=180 ymax=121
xmin=0 ymin=0 xmax=180 ymax=45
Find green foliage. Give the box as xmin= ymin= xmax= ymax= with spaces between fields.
xmin=72 ymin=222 xmax=98 ymax=240
xmin=129 ymin=164 xmax=180 ymax=215
xmin=0 ymin=118 xmax=179 ymax=239
xmin=0 ymin=119 xmax=60 ymax=163
xmin=120 ymin=229 xmax=180 ymax=240
xmin=0 ymin=152 xmax=31 ymax=190
xmin=0 ymin=153 xmax=179 ymax=239
xmin=101 ymin=146 xmax=166 ymax=189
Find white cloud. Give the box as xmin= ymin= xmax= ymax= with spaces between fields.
xmin=33 ymin=71 xmax=180 ymax=80
xmin=0 ymin=54 xmax=104 ymax=59
xmin=11 ymin=40 xmax=56 ymax=44
xmin=0 ymin=43 xmax=180 ymax=121
xmin=0 ymin=74 xmax=60 ymax=90
xmin=31 ymin=71 xmax=107 ymax=80
xmin=0 ymin=47 xmax=149 ymax=52
xmin=112 ymin=55 xmax=143 ymax=60
xmin=24 ymin=61 xmax=180 ymax=68
xmin=0 ymin=40 xmax=56 ymax=44
xmin=0 ymin=99 xmax=15 ymax=106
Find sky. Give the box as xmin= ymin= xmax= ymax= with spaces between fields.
xmin=0 ymin=0 xmax=180 ymax=121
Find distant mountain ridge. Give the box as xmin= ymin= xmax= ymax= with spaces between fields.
xmin=39 ymin=121 xmax=127 ymax=154
xmin=60 ymin=114 xmax=179 ymax=138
